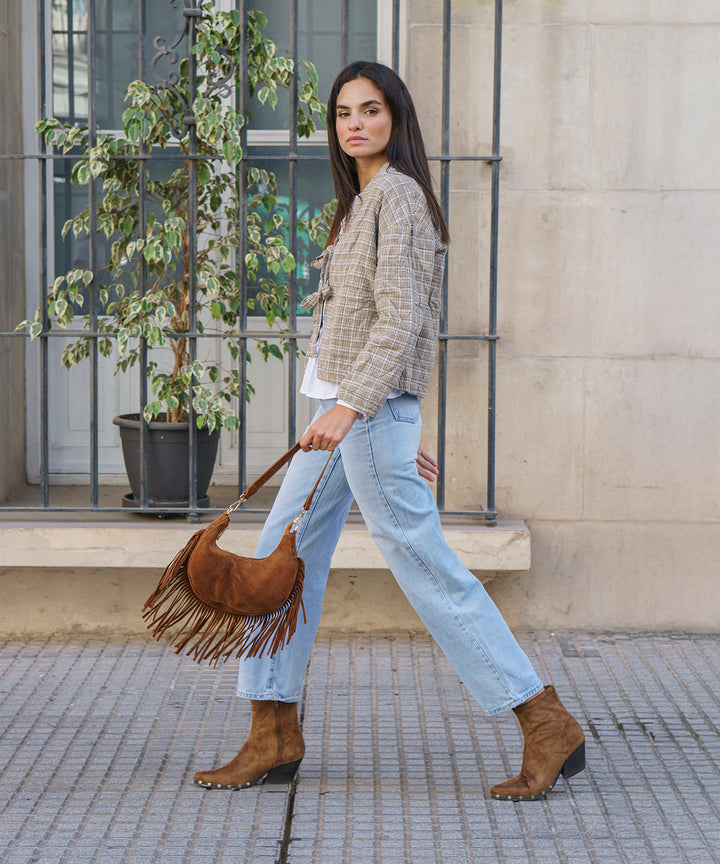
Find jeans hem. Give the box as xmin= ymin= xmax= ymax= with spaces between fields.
xmin=236 ymin=689 xmax=301 ymax=703
xmin=485 ymin=681 xmax=545 ymax=716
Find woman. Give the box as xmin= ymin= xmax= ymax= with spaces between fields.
xmin=193 ymin=61 xmax=585 ymax=801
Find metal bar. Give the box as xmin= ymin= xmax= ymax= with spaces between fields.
xmin=237 ymin=0 xmax=248 ymax=496
xmin=436 ymin=0 xmax=451 ymax=511
xmin=185 ymin=2 xmax=199 ymax=518
xmin=392 ymin=0 xmax=400 ymax=72
xmin=88 ymin=0 xmax=99 ymax=507
xmin=287 ymin=0 xmax=299 ymax=448
xmin=429 ymin=155 xmax=502 ymax=162
xmin=485 ymin=0 xmax=504 ymax=526
xmin=137 ymin=0 xmax=149 ymax=509
xmin=106 ymin=1 xmax=114 ymax=128
xmin=4 ymin=328 xmax=493 ymax=342
xmin=0 ymin=506 xmax=264 ymax=514
xmin=61 ymin=149 xmax=72 ymax=273
xmin=39 ymin=0 xmax=49 ymax=508
xmin=341 ymin=0 xmax=349 ymax=66
xmin=439 ymin=334 xmax=499 ymax=341
xmin=0 ymin=153 xmax=503 ymax=163
xmin=3 ymin=328 xmax=309 ymax=340
xmin=0 ymin=504 xmax=496 ymax=517
xmin=67 ymin=0 xmax=75 ymax=122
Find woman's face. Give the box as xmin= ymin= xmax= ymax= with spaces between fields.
xmin=335 ymin=77 xmax=393 ymax=164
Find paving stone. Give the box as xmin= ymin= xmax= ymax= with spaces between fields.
xmin=1 ymin=633 xmax=720 ymax=863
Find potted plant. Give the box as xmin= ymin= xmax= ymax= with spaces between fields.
xmin=18 ymin=5 xmax=331 ymax=509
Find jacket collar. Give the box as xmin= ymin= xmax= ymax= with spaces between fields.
xmin=357 ymin=161 xmax=390 ymax=203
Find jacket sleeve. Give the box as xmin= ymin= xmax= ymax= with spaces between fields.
xmin=336 ymin=180 xmax=436 ymax=417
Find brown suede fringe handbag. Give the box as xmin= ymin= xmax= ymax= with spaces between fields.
xmin=142 ymin=443 xmax=332 ymax=667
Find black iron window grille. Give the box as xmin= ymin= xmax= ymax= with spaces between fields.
xmin=1 ymin=0 xmax=504 ymax=525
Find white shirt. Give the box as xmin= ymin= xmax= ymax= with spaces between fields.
xmin=300 ymin=324 xmax=404 ymax=413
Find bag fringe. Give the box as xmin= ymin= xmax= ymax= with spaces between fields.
xmin=142 ymin=529 xmax=306 ymax=667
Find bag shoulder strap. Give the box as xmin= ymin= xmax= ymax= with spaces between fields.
xmin=302 ymin=451 xmax=334 ymax=511
xmin=225 ymin=444 xmax=333 ymax=519
xmin=240 ymin=442 xmax=301 ymax=503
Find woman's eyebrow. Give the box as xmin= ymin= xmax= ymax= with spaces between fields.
xmin=336 ymin=99 xmax=384 ymax=110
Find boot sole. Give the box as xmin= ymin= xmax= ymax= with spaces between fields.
xmin=491 ymin=741 xmax=586 ymax=801
xmin=193 ymin=759 xmax=302 ymax=791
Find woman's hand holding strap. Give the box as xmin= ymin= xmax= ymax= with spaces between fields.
xmin=299 ymin=404 xmax=359 ymax=452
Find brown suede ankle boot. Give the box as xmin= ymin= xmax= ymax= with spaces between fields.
xmin=490 ymin=685 xmax=585 ymax=801
xmin=193 ymin=699 xmax=305 ymax=790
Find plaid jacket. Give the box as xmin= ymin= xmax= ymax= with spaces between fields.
xmin=300 ymin=164 xmax=447 ymax=418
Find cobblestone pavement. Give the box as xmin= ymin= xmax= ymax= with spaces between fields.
xmin=1 ymin=632 xmax=719 ymax=864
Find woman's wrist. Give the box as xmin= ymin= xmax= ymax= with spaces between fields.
xmin=337 ymin=399 xmax=363 ymax=417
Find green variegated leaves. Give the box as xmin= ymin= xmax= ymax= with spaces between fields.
xmin=19 ymin=5 xmax=331 ymax=432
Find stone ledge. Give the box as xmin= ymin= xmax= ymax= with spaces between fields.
xmin=0 ymin=520 xmax=530 ymax=572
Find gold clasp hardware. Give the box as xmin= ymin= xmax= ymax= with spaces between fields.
xmin=225 ymin=494 xmax=247 ymax=515
xmin=290 ymin=509 xmax=307 ymax=533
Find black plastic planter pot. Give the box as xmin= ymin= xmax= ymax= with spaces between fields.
xmin=113 ymin=413 xmax=220 ymax=510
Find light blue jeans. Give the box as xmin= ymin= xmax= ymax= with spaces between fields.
xmin=237 ymin=396 xmax=543 ymax=715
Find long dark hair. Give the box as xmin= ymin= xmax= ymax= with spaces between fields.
xmin=325 ymin=61 xmax=450 ymax=246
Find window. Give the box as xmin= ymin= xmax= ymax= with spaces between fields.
xmin=10 ymin=0 xmax=502 ymax=519
xmin=34 ymin=0 xmax=382 ymax=481
xmin=50 ymin=0 xmax=379 ymax=308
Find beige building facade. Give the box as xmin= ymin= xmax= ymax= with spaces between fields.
xmin=1 ymin=1 xmax=718 ymax=633
xmin=408 ymin=0 xmax=720 ymax=630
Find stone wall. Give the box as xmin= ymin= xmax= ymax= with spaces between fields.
xmin=0 ymin=0 xmax=26 ymax=503
xmin=3 ymin=1 xmax=718 ymax=634
xmin=409 ymin=1 xmax=720 ymax=629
